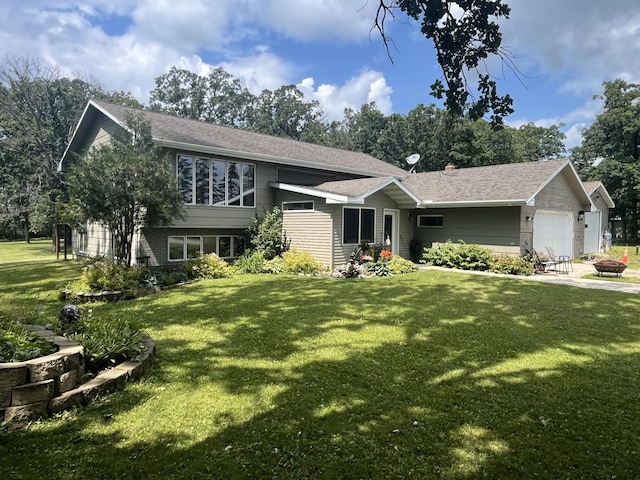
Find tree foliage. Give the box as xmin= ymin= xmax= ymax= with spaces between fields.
xmin=66 ymin=114 xmax=185 ymax=266
xmin=339 ymin=102 xmax=564 ymax=172
xmin=0 ymin=57 xmax=142 ymax=242
xmin=575 ymin=79 xmax=640 ymax=242
xmin=373 ymin=0 xmax=514 ymax=124
xmin=149 ymin=66 xmax=252 ymax=126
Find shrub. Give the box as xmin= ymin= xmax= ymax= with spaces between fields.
xmin=282 ymin=248 xmax=323 ymax=275
xmin=234 ymin=250 xmax=269 ymax=274
xmin=78 ymin=260 xmax=145 ymax=296
xmin=244 ymin=206 xmax=289 ymax=260
xmin=421 ymin=241 xmax=494 ymax=271
xmin=366 ymin=261 xmax=394 ymax=277
xmin=183 ymin=253 xmax=234 ymax=279
xmin=265 ymin=256 xmax=286 ymax=274
xmin=388 ymin=256 xmax=418 ymax=274
xmin=490 ymin=254 xmax=534 ymax=276
xmin=64 ymin=311 xmax=143 ymax=374
xmin=0 ymin=318 xmax=54 ymax=362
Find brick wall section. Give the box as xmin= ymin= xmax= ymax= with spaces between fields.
xmin=1 ymin=326 xmax=156 ymax=423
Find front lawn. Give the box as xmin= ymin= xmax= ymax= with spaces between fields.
xmin=2 ymin=242 xmax=640 ymax=478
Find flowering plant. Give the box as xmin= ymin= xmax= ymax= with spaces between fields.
xmin=380 ymin=249 xmax=392 ymax=260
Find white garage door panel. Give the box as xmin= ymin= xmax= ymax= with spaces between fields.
xmin=533 ymin=211 xmax=573 ymax=257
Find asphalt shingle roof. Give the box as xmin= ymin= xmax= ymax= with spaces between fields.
xmin=401 ymin=159 xmax=571 ymax=203
xmin=91 ymin=100 xmax=407 ymax=177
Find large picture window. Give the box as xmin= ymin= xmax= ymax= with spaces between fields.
xmin=177 ymin=155 xmax=255 ymax=207
xmin=343 ymin=207 xmax=375 ymax=244
xmin=168 ymin=235 xmax=244 ymax=261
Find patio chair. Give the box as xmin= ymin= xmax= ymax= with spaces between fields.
xmin=546 ymin=246 xmax=572 ymax=274
xmin=528 ymin=248 xmax=559 ymax=275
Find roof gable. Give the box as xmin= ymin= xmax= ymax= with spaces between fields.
xmin=60 ymin=100 xmax=407 ymax=178
xmin=583 ymin=181 xmax=615 ymax=208
xmin=271 ymin=177 xmax=420 ymax=208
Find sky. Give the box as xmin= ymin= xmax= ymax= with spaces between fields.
xmin=1 ymin=1 xmax=639 ymax=151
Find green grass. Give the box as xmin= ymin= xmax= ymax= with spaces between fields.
xmin=2 ymin=241 xmax=640 ymax=478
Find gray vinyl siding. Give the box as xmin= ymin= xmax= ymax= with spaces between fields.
xmin=590 ymin=192 xmax=610 ymax=234
xmin=413 ymin=206 xmax=521 ymax=253
xmin=276 ymin=191 xmax=332 ymax=267
xmin=74 ymin=222 xmax=114 ymax=259
xmin=276 ymin=164 xmax=365 ymax=185
xmin=77 ymin=115 xmax=121 ymax=155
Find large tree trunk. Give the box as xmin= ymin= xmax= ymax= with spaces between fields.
xmin=22 ymin=212 xmax=31 ymax=243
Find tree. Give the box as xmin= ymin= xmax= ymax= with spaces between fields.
xmin=577 ymin=79 xmax=640 ymax=242
xmin=514 ymin=122 xmax=566 ymax=162
xmin=373 ymin=0 xmax=514 ymax=124
xmin=246 ymin=85 xmax=324 ymax=140
xmin=149 ymin=66 xmax=252 ymax=126
xmin=66 ymin=114 xmax=185 ymax=266
xmin=0 ymin=57 xmax=141 ymax=242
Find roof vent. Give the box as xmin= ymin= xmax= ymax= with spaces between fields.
xmin=444 ymin=164 xmax=456 ymax=172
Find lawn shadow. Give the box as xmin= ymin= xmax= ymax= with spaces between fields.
xmin=4 ymin=270 xmax=640 ymax=478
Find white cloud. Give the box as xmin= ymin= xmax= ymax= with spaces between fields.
xmin=245 ymin=0 xmax=378 ymax=42
xmin=297 ymin=70 xmax=393 ymax=120
xmin=502 ymin=0 xmax=640 ymax=95
xmin=220 ymin=48 xmax=296 ymax=94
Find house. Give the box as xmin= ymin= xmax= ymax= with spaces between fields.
xmin=59 ymin=100 xmax=600 ymax=267
xmin=403 ymin=161 xmax=596 ymax=258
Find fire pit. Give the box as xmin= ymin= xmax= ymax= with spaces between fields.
xmin=593 ymin=259 xmax=627 ymax=277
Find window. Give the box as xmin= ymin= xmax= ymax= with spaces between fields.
xmin=169 ymin=235 xmax=244 ymax=261
xmin=177 ymin=155 xmax=255 ymax=207
xmin=282 ymin=201 xmax=314 ymax=211
xmin=343 ymin=207 xmax=375 ymax=244
xmin=417 ymin=215 xmax=444 ymax=228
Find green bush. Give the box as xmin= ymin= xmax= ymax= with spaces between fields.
xmin=244 ymin=206 xmax=289 ymax=260
xmin=388 ymin=256 xmax=418 ymax=274
xmin=234 ymin=250 xmax=269 ymax=274
xmin=64 ymin=311 xmax=143 ymax=374
xmin=421 ymin=241 xmax=494 ymax=271
xmin=264 ymin=256 xmax=286 ymax=274
xmin=282 ymin=248 xmax=323 ymax=275
xmin=78 ymin=260 xmax=145 ymax=296
xmin=365 ymin=261 xmax=394 ymax=277
xmin=421 ymin=241 xmax=533 ymax=276
xmin=183 ymin=253 xmax=234 ymax=279
xmin=490 ymin=254 xmax=534 ymax=276
xmin=0 ymin=319 xmax=54 ymax=362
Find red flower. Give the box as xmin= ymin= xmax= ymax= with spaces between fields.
xmin=380 ymin=249 xmax=392 ymax=260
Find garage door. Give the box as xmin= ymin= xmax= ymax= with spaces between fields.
xmin=533 ymin=210 xmax=573 ymax=257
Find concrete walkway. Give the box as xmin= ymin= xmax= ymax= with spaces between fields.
xmin=422 ymin=261 xmax=640 ymax=294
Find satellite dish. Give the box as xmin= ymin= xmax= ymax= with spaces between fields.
xmin=405 ymin=153 xmax=420 ymax=173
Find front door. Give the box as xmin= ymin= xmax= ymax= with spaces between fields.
xmin=383 ymin=209 xmax=399 ymax=255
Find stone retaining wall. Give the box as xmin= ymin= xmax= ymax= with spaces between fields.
xmin=0 ymin=325 xmax=155 ymax=423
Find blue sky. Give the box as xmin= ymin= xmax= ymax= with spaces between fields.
xmin=2 ymin=1 xmax=639 ymax=150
